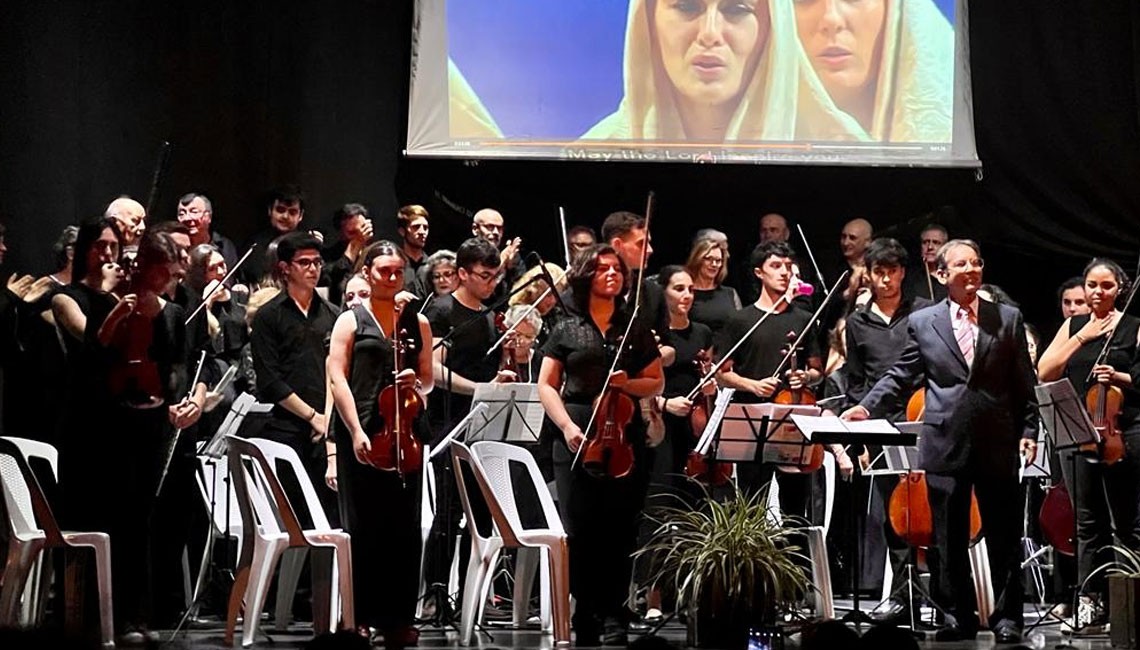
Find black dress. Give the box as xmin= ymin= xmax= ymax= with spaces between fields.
xmin=333 ymin=304 xmax=425 ymax=631
xmin=689 ymin=285 xmax=740 ymax=333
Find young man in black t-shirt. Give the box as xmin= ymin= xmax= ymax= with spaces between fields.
xmin=714 ymin=241 xmax=851 ymax=511
xmin=420 ymin=236 xmax=515 ymax=617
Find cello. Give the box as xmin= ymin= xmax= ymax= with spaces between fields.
xmin=365 ymin=308 xmax=425 ymax=480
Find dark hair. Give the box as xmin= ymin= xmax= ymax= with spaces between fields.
xmin=920 ymin=223 xmax=949 ymax=239
xmin=455 ymin=237 xmax=501 ymax=271
xmin=567 ymin=244 xmax=628 ymax=314
xmin=149 ymin=220 xmax=190 ymax=238
xmin=333 ymin=203 xmax=369 ymax=232
xmin=274 ymin=231 xmax=323 ymax=265
xmin=858 ymin=623 xmax=920 ymax=650
xmin=802 ymin=620 xmax=859 ymax=650
xmin=601 ymin=211 xmax=645 ymax=243
xmin=1083 ymin=257 xmax=1131 ymax=303
xmin=979 ymin=283 xmax=1019 ymax=308
xmin=53 ymin=225 xmax=79 ymax=270
xmin=864 ymin=237 xmax=909 ymax=269
xmin=397 ymin=204 xmax=429 ymax=229
xmin=749 ymin=240 xmax=796 ymax=270
xmin=934 ymin=239 xmax=981 ymax=271
xmin=72 ymin=218 xmax=122 ymax=283
xmin=178 ymin=192 xmax=213 ymax=213
xmin=186 ymin=243 xmax=221 ymax=292
xmin=567 ymin=225 xmax=596 ymax=241
xmin=655 ymin=264 xmax=688 ymax=288
xmin=135 ymin=230 xmax=182 ymax=271
xmin=266 ymin=184 xmax=306 ymax=212
xmin=1057 ymin=276 xmax=1085 ymax=303
xmin=1025 ymin=322 xmax=1041 ymax=347
xmin=356 ymin=240 xmax=406 ymax=275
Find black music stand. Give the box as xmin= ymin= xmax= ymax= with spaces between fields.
xmin=1026 ymin=380 xmax=1100 ymax=640
xmin=790 ymin=415 xmax=919 ymax=633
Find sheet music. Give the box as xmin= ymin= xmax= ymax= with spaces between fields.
xmin=469 ymin=382 xmax=545 ymax=443
xmin=694 ymin=388 xmax=735 ymax=455
xmin=789 ymin=414 xmax=901 ymax=437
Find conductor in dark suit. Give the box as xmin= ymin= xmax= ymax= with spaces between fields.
xmin=842 ymin=239 xmax=1038 ymax=644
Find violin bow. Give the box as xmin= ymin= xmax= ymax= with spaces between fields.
xmin=571 ymin=191 xmax=654 ymax=471
xmin=184 ymin=244 xmax=258 ymax=325
xmin=155 ymin=349 xmax=207 ymax=498
xmin=682 ymin=293 xmax=790 ymax=403
xmin=559 ymin=206 xmax=572 ymax=268
xmin=796 ymin=224 xmax=829 ymax=296
xmin=144 ymin=141 xmax=173 ymax=220
xmin=770 ymin=271 xmax=850 ymax=380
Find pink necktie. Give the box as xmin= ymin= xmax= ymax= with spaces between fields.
xmin=956 ymin=305 xmax=975 ymax=366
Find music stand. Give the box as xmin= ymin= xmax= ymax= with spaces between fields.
xmin=789 ymin=415 xmax=919 ymax=632
xmin=467 ymin=382 xmax=544 ymax=444
xmin=1026 ymin=380 xmax=1100 ymax=639
xmin=711 ymin=401 xmax=822 ymax=466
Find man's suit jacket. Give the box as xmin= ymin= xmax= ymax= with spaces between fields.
xmin=860 ymin=298 xmax=1038 ymax=476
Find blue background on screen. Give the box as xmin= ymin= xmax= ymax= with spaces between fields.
xmin=446 ymin=0 xmax=956 ymax=139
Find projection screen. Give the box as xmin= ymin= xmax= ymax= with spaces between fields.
xmin=407 ymin=0 xmax=979 ymax=167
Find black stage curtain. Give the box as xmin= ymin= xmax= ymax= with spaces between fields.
xmin=1 ymin=0 xmax=1138 ymax=333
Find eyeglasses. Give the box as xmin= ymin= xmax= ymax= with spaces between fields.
xmin=475 ymin=222 xmax=503 ymax=233
xmin=177 ymin=208 xmax=209 ymax=217
xmin=946 ymin=258 xmax=984 ymax=271
xmin=466 ymin=269 xmax=498 ymax=282
xmin=291 ymin=257 xmax=324 ymax=269
xmin=432 ymin=269 xmax=456 ymax=281
xmin=702 ymin=255 xmax=724 ymax=266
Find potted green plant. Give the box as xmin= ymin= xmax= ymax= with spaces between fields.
xmin=635 ymin=482 xmax=811 ymax=649
xmin=1088 ymin=544 xmax=1140 ymax=648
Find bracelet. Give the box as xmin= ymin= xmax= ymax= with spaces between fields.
xmin=327 ymin=453 xmax=337 ymax=458
xmin=306 ymin=408 xmax=317 ymax=422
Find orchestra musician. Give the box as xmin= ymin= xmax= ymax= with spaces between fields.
xmin=1036 ymin=258 xmax=1140 ymax=633
xmin=840 ymin=238 xmax=930 ymax=624
xmin=714 ymin=241 xmax=852 ymax=508
xmin=842 ymin=239 xmax=1038 ymax=644
xmin=327 ymin=241 xmax=434 ymax=648
xmin=538 ymin=243 xmax=664 ymax=646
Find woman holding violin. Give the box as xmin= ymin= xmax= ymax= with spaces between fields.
xmin=1037 ymin=257 xmax=1140 ymax=631
xmin=328 ymin=241 xmax=433 ymax=647
xmin=538 ymin=243 xmax=663 ymax=646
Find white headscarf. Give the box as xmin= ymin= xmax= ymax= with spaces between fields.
xmin=581 ymin=0 xmax=803 ymax=141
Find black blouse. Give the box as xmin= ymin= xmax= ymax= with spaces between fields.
xmin=1065 ymin=313 xmax=1140 ymax=426
xmin=689 ymin=285 xmax=740 ymax=333
xmin=542 ymin=306 xmax=660 ymax=405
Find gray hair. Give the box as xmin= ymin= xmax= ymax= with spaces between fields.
xmin=178 ymin=192 xmax=213 ymax=213
xmin=503 ymin=303 xmax=542 ymax=334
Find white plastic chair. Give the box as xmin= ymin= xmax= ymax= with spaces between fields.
xmin=224 ymin=436 xmax=354 ymax=646
xmin=452 ymin=441 xmax=570 ymax=646
xmin=186 ymin=454 xmax=244 ymax=619
xmin=0 ymin=437 xmax=113 ymax=646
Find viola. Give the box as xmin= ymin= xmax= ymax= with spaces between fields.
xmin=367 ymin=314 xmax=425 ymax=479
xmin=888 ymin=472 xmax=982 ymax=548
xmin=1038 ymin=483 xmax=1075 ymax=557
xmin=684 ymin=350 xmax=732 ymax=485
xmin=1085 ymin=382 xmax=1125 ymax=465
xmin=772 ymin=331 xmax=824 ymax=474
xmin=582 ymin=383 xmax=636 ymax=480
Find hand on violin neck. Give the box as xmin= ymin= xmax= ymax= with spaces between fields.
xmin=607 ymin=370 xmax=629 ymax=389
xmin=840 ymin=405 xmax=870 ymax=421
xmin=1091 ymin=364 xmax=1117 ymax=385
xmin=784 ymin=368 xmax=809 ymax=391
xmin=394 ymin=367 xmax=418 ymax=389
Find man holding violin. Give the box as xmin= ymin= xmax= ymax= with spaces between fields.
xmin=842 ymin=239 xmax=1038 ymax=644
xmin=715 ymin=241 xmax=852 ymax=513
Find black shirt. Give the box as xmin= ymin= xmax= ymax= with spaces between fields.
xmin=210 ymin=230 xmax=241 ymax=278
xmin=1066 ymin=313 xmax=1140 ymax=426
xmin=541 ymin=304 xmax=660 ymax=405
xmin=250 ymin=290 xmax=338 ymax=432
xmin=424 ymin=294 xmax=499 ymax=429
xmin=713 ymin=304 xmax=820 ymax=403
xmin=662 ymin=322 xmax=714 ymax=398
xmin=689 ymin=285 xmax=740 ymax=333
xmin=843 ymin=297 xmax=930 ymax=418
xmin=903 ymin=265 xmax=948 ymax=303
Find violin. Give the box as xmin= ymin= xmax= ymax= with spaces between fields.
xmin=888 ymin=472 xmax=982 ymax=549
xmin=1085 ymin=379 xmax=1126 ymax=465
xmin=582 ymin=380 xmax=637 ymax=480
xmin=772 ymin=330 xmax=824 ymax=474
xmin=367 ymin=312 xmax=425 ymax=479
xmin=685 ymin=350 xmax=732 ymax=485
xmin=107 ymin=258 xmax=165 ymax=407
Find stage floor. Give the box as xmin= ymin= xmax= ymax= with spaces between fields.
xmin=146 ymin=600 xmax=1114 ymax=650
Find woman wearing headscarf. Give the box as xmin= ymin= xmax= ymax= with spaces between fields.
xmin=792 ymin=0 xmax=954 ymax=142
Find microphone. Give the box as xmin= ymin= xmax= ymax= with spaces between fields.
xmin=530 ymin=252 xmax=569 ymax=314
